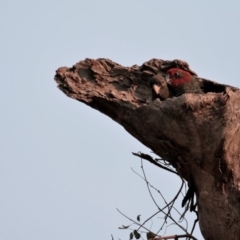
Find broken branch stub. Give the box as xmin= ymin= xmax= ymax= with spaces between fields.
xmin=55 ymin=58 xmax=240 ymax=240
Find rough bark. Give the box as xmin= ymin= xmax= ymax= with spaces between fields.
xmin=54 ymin=58 xmax=240 ymax=240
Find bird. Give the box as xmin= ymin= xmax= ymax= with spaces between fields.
xmin=167 ymin=68 xmax=203 ymax=96
xmin=149 ymin=73 xmax=172 ymax=100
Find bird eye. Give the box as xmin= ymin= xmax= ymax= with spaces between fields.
xmin=174 ymin=72 xmax=180 ymax=77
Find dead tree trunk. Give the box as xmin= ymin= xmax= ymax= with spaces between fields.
xmin=54 ymin=58 xmax=240 ymax=240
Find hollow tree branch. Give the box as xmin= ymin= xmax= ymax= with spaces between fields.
xmin=55 ymin=58 xmax=240 ymax=240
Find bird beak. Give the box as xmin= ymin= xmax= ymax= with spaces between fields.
xmin=152 ymin=84 xmax=161 ymax=95
xmin=166 ymin=75 xmax=172 ymax=85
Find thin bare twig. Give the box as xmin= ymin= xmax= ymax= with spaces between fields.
xmin=132 ymin=152 xmax=178 ymax=176
xmin=116 ymin=208 xmax=152 ymax=233
xmin=141 ymin=158 xmax=161 ymax=210
xmin=131 ymin=164 xmax=187 ymax=234
xmin=119 ymin=152 xmax=198 ymax=240
xmin=140 ymin=158 xmax=189 ymax=233
xmin=153 ymin=234 xmax=198 ymax=240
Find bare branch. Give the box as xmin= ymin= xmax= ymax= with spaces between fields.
xmin=132 ymin=152 xmax=178 ymax=176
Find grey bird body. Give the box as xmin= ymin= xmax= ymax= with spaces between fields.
xmin=150 ymin=74 xmax=172 ymax=100
xmin=171 ymin=79 xmax=203 ymax=96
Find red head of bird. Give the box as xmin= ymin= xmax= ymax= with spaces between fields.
xmin=166 ymin=68 xmax=203 ymax=96
xmin=167 ymin=68 xmax=193 ymax=87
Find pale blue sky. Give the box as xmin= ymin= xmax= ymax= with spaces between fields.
xmin=1 ymin=1 xmax=240 ymax=239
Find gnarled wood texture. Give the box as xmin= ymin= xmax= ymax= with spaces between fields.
xmin=54 ymin=58 xmax=240 ymax=240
